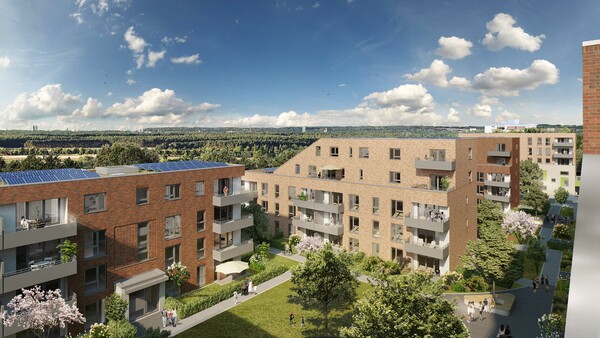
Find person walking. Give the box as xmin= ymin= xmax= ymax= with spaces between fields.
xmin=532 ymin=278 xmax=537 ymax=293
xmin=467 ymin=301 xmax=474 ymax=322
xmin=172 ymin=308 xmax=178 ymax=327
xmin=497 ymin=324 xmax=506 ymax=338
xmin=167 ymin=310 xmax=173 ymax=327
xmin=481 ymin=299 xmax=487 ymax=320
xmin=233 ymin=291 xmax=239 ymax=305
xmin=289 ymin=313 xmax=294 ymax=326
xmin=248 ymin=280 xmax=253 ymax=296
xmin=545 ymin=275 xmax=550 ymax=292
xmin=301 ymin=316 xmax=305 ymax=328
xmin=161 ymin=308 xmax=168 ymax=328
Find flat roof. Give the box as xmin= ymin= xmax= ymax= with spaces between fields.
xmin=0 ymin=168 xmax=100 ymax=186
xmin=582 ymin=39 xmax=600 ymax=46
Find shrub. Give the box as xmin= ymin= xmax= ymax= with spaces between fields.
xmin=547 ymin=239 xmax=573 ymax=252
xmin=288 ymin=234 xmax=301 ymax=252
xmin=553 ymin=223 xmax=574 ymax=240
xmin=351 ymin=251 xmax=366 ymax=264
xmin=295 ymin=236 xmax=324 ymax=254
xmin=382 ymin=260 xmax=403 ymax=275
xmin=464 ymin=276 xmax=489 ymax=292
xmin=107 ymin=320 xmax=137 ymax=338
xmin=89 ymin=323 xmax=110 ymax=338
xmin=249 ymin=254 xmax=266 ymax=271
xmin=361 ymin=256 xmax=384 ymax=273
xmin=451 ymin=282 xmax=466 ymax=292
xmin=441 ymin=271 xmax=462 ymax=289
xmin=140 ymin=327 xmax=170 ymax=338
xmin=249 ymin=263 xmax=287 ymax=285
xmin=560 ymin=206 xmax=574 ymax=217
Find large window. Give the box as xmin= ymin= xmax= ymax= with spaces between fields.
xmin=275 ymin=203 xmax=280 ymax=216
xmin=165 ymin=215 xmax=181 ymax=239
xmin=84 ymin=193 xmax=106 ymax=213
xmin=138 ymin=222 xmax=148 ymax=261
xmin=389 ymin=148 xmax=401 ymax=160
xmin=84 ymin=230 xmax=106 ymax=259
xmin=350 ymin=216 xmax=360 ymax=232
xmin=195 ymin=181 xmax=205 ymax=196
xmin=165 ymin=245 xmax=180 ymax=269
xmin=288 ymin=205 xmax=296 ymax=219
xmin=372 ymin=197 xmax=380 ymax=214
xmin=198 ymin=265 xmax=206 ymax=287
xmin=350 ymin=194 xmax=359 ymax=211
xmin=392 ymin=200 xmax=403 ymax=218
xmin=261 ymin=200 xmax=268 ymax=212
xmin=197 ymin=210 xmax=205 ymax=232
xmin=165 ymin=184 xmax=180 ymax=200
xmin=372 ymin=221 xmax=380 ymax=237
xmin=129 ymin=285 xmax=159 ymax=321
xmin=389 ymin=171 xmax=401 ymax=184
xmin=261 ymin=183 xmax=268 ymax=196
xmin=197 ymin=238 xmax=205 ymax=259
xmin=136 ymin=187 xmax=149 ymax=205
xmin=330 ymin=147 xmax=339 ymax=157
xmin=84 ymin=264 xmax=106 ymax=294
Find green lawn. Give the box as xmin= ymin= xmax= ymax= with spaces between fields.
xmin=266 ymin=252 xmax=300 ymax=270
xmin=176 ymin=281 xmax=372 ymax=338
xmin=522 ymin=255 xmax=541 ymax=280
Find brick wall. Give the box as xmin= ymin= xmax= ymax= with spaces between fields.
xmin=583 ymin=41 xmax=600 ymax=155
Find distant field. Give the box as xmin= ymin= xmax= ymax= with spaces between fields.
xmin=2 ymin=154 xmax=96 ymax=162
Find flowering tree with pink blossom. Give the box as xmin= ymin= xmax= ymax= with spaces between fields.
xmin=0 ymin=285 xmax=85 ymax=338
xmin=296 ymin=236 xmax=324 ymax=254
xmin=501 ymin=210 xmax=539 ymax=244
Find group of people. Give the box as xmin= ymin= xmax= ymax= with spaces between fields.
xmin=466 ymin=298 xmax=488 ymax=322
xmin=497 ymin=324 xmax=513 ymax=337
xmin=232 ymin=279 xmax=258 ymax=305
xmin=427 ymin=210 xmax=446 ymax=222
xmin=289 ymin=313 xmax=305 ymax=328
xmin=161 ymin=308 xmax=178 ymax=328
xmin=532 ymin=275 xmax=550 ymax=292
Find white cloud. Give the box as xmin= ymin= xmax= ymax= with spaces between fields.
xmin=480 ymin=96 xmax=500 ymax=106
xmin=312 ymin=2 xmax=320 ymax=8
xmin=107 ymin=92 xmax=113 ymax=96
xmin=403 ymin=60 xmax=452 ymax=87
xmin=468 ymin=103 xmax=492 ymax=118
xmin=91 ymin=0 xmax=109 ymax=16
xmin=2 ymin=84 xmax=81 ymax=121
xmin=449 ymin=76 xmax=470 ymax=89
xmin=495 ymin=110 xmax=520 ymax=123
xmin=338 ymin=83 xmax=346 ymax=87
xmin=124 ymin=26 xmax=147 ymax=54
xmin=363 ymin=84 xmax=434 ymax=111
xmin=482 ymin=13 xmax=545 ymax=52
xmin=161 ymin=35 xmax=187 ymax=45
xmin=72 ymin=97 xmax=105 ymax=118
xmin=435 ymin=36 xmax=473 ymax=60
xmin=0 ymin=56 xmax=10 ymax=68
xmin=224 ymin=111 xmax=315 ymax=127
xmin=471 ymin=59 xmax=559 ymax=96
xmin=135 ymin=54 xmax=145 ymax=69
xmin=446 ymin=108 xmax=461 ymax=123
xmin=170 ymin=54 xmax=202 ymax=65
xmin=69 ymin=12 xmax=84 ymax=25
xmin=147 ymin=50 xmax=166 ymax=68
xmin=126 ymin=78 xmax=136 ymax=85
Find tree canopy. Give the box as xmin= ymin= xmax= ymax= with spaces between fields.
xmin=522 ymin=184 xmax=550 ymax=216
xmin=241 ymin=202 xmax=271 ymax=242
xmin=477 ymin=199 xmax=504 ymax=231
xmin=289 ymin=243 xmax=359 ymax=329
xmin=104 ymin=293 xmax=128 ymax=322
xmin=520 ymin=159 xmax=543 ymax=194
xmin=96 ymin=142 xmax=160 ymax=166
xmin=554 ymin=187 xmax=569 ymax=205
xmin=526 ymin=237 xmax=547 ymax=275
xmin=340 ymin=273 xmax=468 ymax=338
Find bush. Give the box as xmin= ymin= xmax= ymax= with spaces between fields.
xmin=441 ymin=271 xmax=462 ymax=289
xmin=361 ymin=256 xmax=384 ymax=273
xmin=560 ymin=206 xmax=574 ymax=217
xmin=547 ymin=239 xmax=573 ymax=252
xmin=382 ymin=260 xmax=403 ymax=275
xmin=88 ymin=323 xmax=109 ymax=338
xmin=451 ymin=282 xmax=466 ymax=292
xmin=140 ymin=328 xmax=170 ymax=338
xmin=464 ymin=276 xmax=489 ymax=292
xmin=351 ymin=251 xmax=366 ymax=264
xmin=553 ymin=223 xmax=574 ymax=240
xmin=107 ymin=320 xmax=137 ymax=338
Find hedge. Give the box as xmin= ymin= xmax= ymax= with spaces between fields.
xmin=166 ymin=263 xmax=288 ymax=319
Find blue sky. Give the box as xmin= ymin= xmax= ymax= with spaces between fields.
xmin=0 ymin=0 xmax=598 ymax=130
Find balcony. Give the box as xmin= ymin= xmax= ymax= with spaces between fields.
xmin=554 ymin=140 xmax=574 ymax=147
xmin=415 ymin=158 xmax=456 ymax=171
xmin=553 ymin=152 xmax=574 ymax=159
xmin=405 ymin=215 xmax=449 ymax=233
xmin=487 ymin=150 xmax=512 ymax=158
xmin=213 ymin=215 xmax=254 ymax=234
xmin=404 ymin=238 xmax=449 ymax=260
xmin=484 ymin=179 xmax=510 ymax=188
xmin=291 ymin=199 xmax=344 ymax=214
xmin=0 ymin=259 xmax=77 ymax=293
xmin=0 ymin=216 xmax=77 ymax=250
xmin=486 ymin=194 xmax=510 ymax=203
xmin=213 ymin=239 xmax=254 ymax=262
xmin=292 ymin=218 xmax=344 ymax=236
xmin=213 ymin=189 xmax=258 ymax=207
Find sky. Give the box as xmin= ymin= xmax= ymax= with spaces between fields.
xmin=0 ymin=0 xmax=599 ymax=130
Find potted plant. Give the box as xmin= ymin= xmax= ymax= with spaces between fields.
xmin=440 ymin=176 xmax=451 ymax=191
xmin=297 ymin=192 xmax=309 ymax=201
xmin=57 ymin=239 xmax=77 ymax=263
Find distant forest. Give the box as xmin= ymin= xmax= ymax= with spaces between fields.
xmin=0 ymin=125 xmax=582 ymax=172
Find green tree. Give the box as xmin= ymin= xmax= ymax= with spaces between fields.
xmin=522 ymin=184 xmax=550 ymax=216
xmin=526 ymin=237 xmax=547 ymax=275
xmin=241 ymin=202 xmax=271 ymax=242
xmin=166 ymin=262 xmax=191 ymax=297
xmin=554 ymin=187 xmax=569 ymax=205
xmin=477 ymin=199 xmax=504 ymax=231
xmin=107 ymin=320 xmax=137 ymax=338
xmin=96 ymin=143 xmax=159 ymax=166
xmin=290 ymin=243 xmax=359 ymax=329
xmin=104 ymin=293 xmax=128 ymax=322
xmin=340 ymin=273 xmax=468 ymax=338
xmin=520 ymin=159 xmax=543 ymax=194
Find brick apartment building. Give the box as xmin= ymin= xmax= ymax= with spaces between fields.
xmin=0 ymin=161 xmax=255 ymax=337
xmin=243 ymin=137 xmax=519 ymax=275
xmin=459 ymin=132 xmax=577 ymax=196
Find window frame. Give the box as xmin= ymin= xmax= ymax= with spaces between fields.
xmin=197 ymin=238 xmax=205 ymax=259
xmin=389 ymin=171 xmax=401 ymax=184
xmin=84 ymin=193 xmax=106 ymax=214
xmin=165 ymin=215 xmax=181 ymax=239
xmin=84 ymin=230 xmax=106 ymax=259
xmin=138 ymin=222 xmax=149 ymax=262
xmin=84 ymin=264 xmax=107 ymax=295
xmin=197 ymin=210 xmax=206 ymax=232
xmin=136 ymin=187 xmax=149 ymax=205
xmin=195 ymin=181 xmax=205 ymax=196
xmin=389 ymin=148 xmax=401 ymax=160
xmin=330 ymin=147 xmax=339 ymax=157
xmin=164 ymin=184 xmax=181 ymax=201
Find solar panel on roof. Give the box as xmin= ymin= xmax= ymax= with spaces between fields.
xmin=0 ymin=168 xmax=100 ymax=186
xmin=133 ymin=160 xmax=228 ymax=173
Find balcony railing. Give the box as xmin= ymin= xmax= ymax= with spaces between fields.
xmin=403 ymin=238 xmax=449 ymax=260
xmin=414 ymin=157 xmax=456 ymax=171
xmin=213 ymin=214 xmax=254 ymax=233
xmin=292 ymin=217 xmax=344 ymax=236
xmin=0 ymin=216 xmax=77 ymax=250
xmin=405 ymin=213 xmax=450 ymax=233
xmin=213 ymin=239 xmax=254 ymax=262
xmin=487 ymin=150 xmax=512 ymax=157
xmin=484 ymin=178 xmax=510 ymax=188
xmin=553 ymin=152 xmax=574 ymax=159
xmin=553 ymin=140 xmax=574 ymax=147
xmin=486 ymin=194 xmax=511 ymax=203
xmin=291 ymin=198 xmax=344 ymax=214
xmin=213 ymin=189 xmax=258 ymax=207
xmin=0 ymin=258 xmax=78 ymax=293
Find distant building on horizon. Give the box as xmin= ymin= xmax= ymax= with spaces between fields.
xmin=484 ymin=120 xmax=536 ymax=133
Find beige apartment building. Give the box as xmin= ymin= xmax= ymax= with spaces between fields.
xmin=243 ymin=137 xmax=519 ymax=274
xmin=459 ymin=132 xmax=577 ymax=196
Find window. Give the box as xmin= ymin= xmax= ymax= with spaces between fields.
xmin=545 ymin=148 xmax=551 ymax=156
xmin=560 ymin=171 xmax=569 ymax=176
xmin=468 ymin=148 xmax=473 ymax=160
xmin=537 ymin=137 xmax=542 ymax=145
xmin=198 ymin=265 xmax=206 ymax=287
xmin=477 ymin=185 xmax=484 ymax=195
xmin=84 ymin=193 xmax=106 ymax=213
xmin=527 ymin=138 xmax=532 ymax=146
xmin=165 ymin=215 xmax=181 ymax=239
xmin=468 ymin=171 xmax=472 ymax=183
xmin=261 ymin=200 xmax=268 ymax=212
xmin=129 ymin=285 xmax=159 ymax=321
xmin=288 ymin=186 xmax=296 ymax=200
xmin=349 ymin=238 xmax=360 ymax=252
xmin=316 ymin=146 xmax=321 ymax=156
xmin=477 ymin=172 xmax=484 ymax=182
xmin=537 ymin=148 xmax=542 ymax=156
xmin=496 ymin=143 xmax=506 ymax=152
xmin=308 ymin=165 xmax=317 ymax=177
xmin=275 ymin=220 xmax=280 ymax=232
xmin=546 ymin=138 xmax=551 ymax=146
xmin=528 ymin=148 xmax=533 ymax=156
xmin=275 ymin=185 xmax=280 ymax=198
xmin=84 ymin=230 xmax=106 ymax=259
xmin=165 ymin=245 xmax=180 ymax=269
xmin=546 ymin=158 xmax=551 ymax=163
xmin=138 ymin=222 xmax=148 ymax=261
xmin=389 ymin=148 xmax=401 ymax=160
xmin=392 ymin=200 xmax=403 ymax=218
xmin=350 ymin=195 xmax=359 ymax=211
xmin=372 ymin=243 xmax=380 ymax=256
xmin=389 ymin=171 xmax=401 ymax=184
xmin=349 ymin=147 xmax=353 ymax=158
xmin=372 ymin=197 xmax=380 ymax=214
xmin=197 ymin=238 xmax=205 ymax=259
xmin=372 ymin=221 xmax=380 ymax=237
xmin=537 ymin=158 xmax=542 ymax=163
xmin=350 ymin=216 xmax=360 ymax=232
xmin=136 ymin=187 xmax=149 ymax=205
xmin=359 ymin=147 xmax=369 ymax=158
xmin=195 ymin=181 xmax=205 ymax=196
xmin=359 ymin=169 xmax=364 ymax=180
xmin=391 ymin=223 xmax=403 ymax=241
xmin=84 ymin=301 xmax=102 ymax=329
xmin=84 ymin=264 xmax=106 ymax=294
xmin=295 ymin=164 xmax=300 ymax=174
xmin=197 ymin=210 xmax=205 ymax=232
xmin=261 ymin=183 xmax=268 ymax=196
xmin=551 ymin=178 xmax=556 ymax=182
xmin=165 ymin=184 xmax=180 ymax=200
xmin=275 ymin=203 xmax=280 ymax=216
xmin=288 ymin=205 xmax=296 ymax=219
xmin=330 ymin=147 xmax=339 ymax=157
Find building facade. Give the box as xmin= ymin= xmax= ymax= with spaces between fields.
xmin=459 ymin=132 xmax=577 ymax=196
xmin=243 ymin=137 xmax=519 ymax=275
xmin=0 ymin=161 xmax=255 ymax=337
